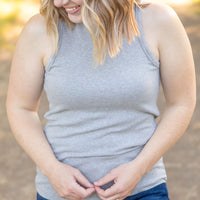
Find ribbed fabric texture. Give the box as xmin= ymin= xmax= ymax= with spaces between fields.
xmin=35 ymin=4 xmax=167 ymax=200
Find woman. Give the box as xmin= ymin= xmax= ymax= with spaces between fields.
xmin=6 ymin=0 xmax=196 ymax=200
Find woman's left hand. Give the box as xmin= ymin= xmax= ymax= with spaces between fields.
xmin=93 ymin=160 xmax=145 ymax=200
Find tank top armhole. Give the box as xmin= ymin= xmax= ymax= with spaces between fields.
xmin=135 ymin=4 xmax=160 ymax=68
xmin=44 ymin=19 xmax=64 ymax=72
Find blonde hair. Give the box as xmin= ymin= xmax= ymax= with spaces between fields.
xmin=40 ymin=0 xmax=150 ymax=68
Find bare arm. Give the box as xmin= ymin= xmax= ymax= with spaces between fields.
xmin=73 ymin=3 xmax=196 ymax=200
xmin=130 ymin=3 xmax=196 ymax=174
xmin=6 ymin=13 xmax=95 ymax=199
xmin=6 ymin=13 xmax=59 ymax=176
xmin=92 ymin=4 xmax=196 ymax=199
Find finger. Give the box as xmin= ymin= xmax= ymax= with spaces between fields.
xmin=74 ymin=182 xmax=96 ymax=198
xmin=74 ymin=171 xmax=94 ymax=188
xmin=111 ymin=195 xmax=126 ymax=200
xmin=103 ymin=193 xmax=122 ymax=200
xmin=94 ymin=172 xmax=115 ymax=187
xmin=95 ymin=183 xmax=119 ymax=198
xmin=104 ymin=191 xmax=128 ymax=200
xmin=94 ymin=185 xmax=106 ymax=200
xmin=85 ymin=187 xmax=96 ymax=196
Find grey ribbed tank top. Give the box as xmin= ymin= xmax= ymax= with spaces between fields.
xmin=35 ymin=4 xmax=167 ymax=200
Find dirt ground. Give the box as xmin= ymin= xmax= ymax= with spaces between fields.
xmin=0 ymin=3 xmax=199 ymax=200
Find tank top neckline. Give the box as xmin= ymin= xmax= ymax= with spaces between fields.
xmin=51 ymin=3 xmax=160 ymax=72
xmin=70 ymin=4 xmax=160 ymax=67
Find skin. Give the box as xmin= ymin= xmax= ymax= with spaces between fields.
xmin=6 ymin=1 xmax=196 ymax=200
xmin=54 ymin=0 xmax=83 ymax=24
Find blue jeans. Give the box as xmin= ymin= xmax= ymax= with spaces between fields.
xmin=37 ymin=192 xmax=48 ymax=200
xmin=124 ymin=183 xmax=170 ymax=200
xmin=37 ymin=183 xmax=169 ymax=200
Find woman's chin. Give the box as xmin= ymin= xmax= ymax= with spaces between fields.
xmin=68 ymin=15 xmax=83 ymax=24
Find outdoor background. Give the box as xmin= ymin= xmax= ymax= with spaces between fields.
xmin=0 ymin=0 xmax=199 ymax=199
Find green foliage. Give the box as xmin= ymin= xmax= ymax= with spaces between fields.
xmin=193 ymin=0 xmax=200 ymax=3
xmin=0 ymin=0 xmax=40 ymax=50
xmin=0 ymin=11 xmax=18 ymax=49
xmin=193 ymin=0 xmax=200 ymax=15
xmin=0 ymin=12 xmax=18 ymax=47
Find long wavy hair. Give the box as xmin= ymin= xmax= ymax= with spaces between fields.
xmin=40 ymin=0 xmax=150 ymax=68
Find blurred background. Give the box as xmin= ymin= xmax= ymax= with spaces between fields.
xmin=0 ymin=0 xmax=199 ymax=199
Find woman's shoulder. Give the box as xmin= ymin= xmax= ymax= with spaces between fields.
xmin=140 ymin=0 xmax=178 ymax=18
xmin=135 ymin=1 xmax=185 ymax=63
xmin=18 ymin=13 xmax=54 ymax=66
xmin=22 ymin=13 xmax=48 ymax=37
xmin=140 ymin=1 xmax=182 ymax=32
xmin=140 ymin=1 xmax=185 ymax=51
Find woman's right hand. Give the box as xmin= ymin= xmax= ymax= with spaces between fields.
xmin=47 ymin=161 xmax=96 ymax=200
